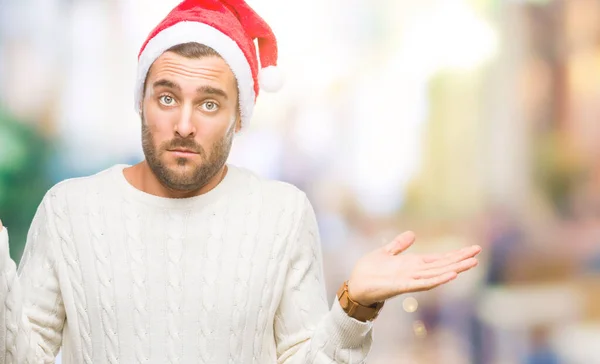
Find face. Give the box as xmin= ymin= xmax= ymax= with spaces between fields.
xmin=141 ymin=52 xmax=240 ymax=192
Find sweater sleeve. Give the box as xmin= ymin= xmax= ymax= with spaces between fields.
xmin=0 ymin=196 xmax=65 ymax=363
xmin=274 ymin=194 xmax=373 ymax=364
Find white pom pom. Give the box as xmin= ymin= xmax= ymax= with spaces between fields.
xmin=258 ymin=66 xmax=284 ymax=92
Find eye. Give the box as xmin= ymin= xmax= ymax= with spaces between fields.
xmin=159 ymin=95 xmax=175 ymax=106
xmin=202 ymin=101 xmax=219 ymax=112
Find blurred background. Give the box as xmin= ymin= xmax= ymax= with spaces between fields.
xmin=1 ymin=0 xmax=600 ymax=362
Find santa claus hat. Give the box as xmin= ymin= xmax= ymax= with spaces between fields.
xmin=134 ymin=0 xmax=283 ymax=128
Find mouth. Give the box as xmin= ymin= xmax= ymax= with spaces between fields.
xmin=168 ymin=148 xmax=199 ymax=157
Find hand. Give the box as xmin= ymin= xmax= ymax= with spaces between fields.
xmin=347 ymin=231 xmax=481 ymax=306
xmin=0 ymin=219 xmax=3 ymax=232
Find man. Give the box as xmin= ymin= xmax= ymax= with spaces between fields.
xmin=0 ymin=0 xmax=481 ymax=363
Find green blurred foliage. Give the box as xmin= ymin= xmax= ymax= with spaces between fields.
xmin=0 ymin=108 xmax=54 ymax=263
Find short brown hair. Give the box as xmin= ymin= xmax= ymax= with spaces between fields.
xmin=166 ymin=42 xmax=221 ymax=59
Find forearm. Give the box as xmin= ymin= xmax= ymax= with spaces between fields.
xmin=278 ymin=299 xmax=373 ymax=364
xmin=0 ymin=226 xmax=64 ymax=363
xmin=1 ymin=227 xmax=31 ymax=362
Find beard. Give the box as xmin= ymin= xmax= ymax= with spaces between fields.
xmin=141 ymin=120 xmax=234 ymax=192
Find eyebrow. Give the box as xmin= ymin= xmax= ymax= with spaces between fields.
xmin=152 ymin=79 xmax=180 ymax=91
xmin=196 ymin=85 xmax=228 ymax=100
xmin=152 ymin=79 xmax=228 ymax=100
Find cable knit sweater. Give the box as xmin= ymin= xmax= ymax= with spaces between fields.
xmin=0 ymin=164 xmax=373 ymax=364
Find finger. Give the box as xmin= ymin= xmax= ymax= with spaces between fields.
xmin=421 ymin=251 xmax=454 ymax=263
xmin=422 ymin=245 xmax=481 ymax=269
xmin=403 ymin=271 xmax=457 ymax=293
xmin=414 ymin=258 xmax=478 ymax=279
xmin=383 ymin=231 xmax=416 ymax=255
xmin=421 ymin=245 xmax=478 ymax=263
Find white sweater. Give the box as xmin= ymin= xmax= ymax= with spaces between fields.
xmin=0 ymin=164 xmax=373 ymax=364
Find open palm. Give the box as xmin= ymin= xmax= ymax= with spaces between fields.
xmin=347 ymin=231 xmax=481 ymax=306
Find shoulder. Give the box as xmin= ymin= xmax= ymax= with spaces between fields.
xmin=227 ymin=164 xmax=312 ymax=225
xmin=45 ymin=165 xmax=124 ymax=207
xmin=229 ymin=164 xmax=309 ymax=208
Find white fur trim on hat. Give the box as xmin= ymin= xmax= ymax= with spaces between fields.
xmin=135 ymin=21 xmax=255 ymax=128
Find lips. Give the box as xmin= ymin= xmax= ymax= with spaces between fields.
xmin=168 ymin=148 xmax=199 ymax=158
xmin=169 ymin=148 xmax=198 ymax=154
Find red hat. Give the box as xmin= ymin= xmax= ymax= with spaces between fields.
xmin=134 ymin=0 xmax=283 ymax=128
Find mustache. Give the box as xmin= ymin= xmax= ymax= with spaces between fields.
xmin=162 ymin=138 xmax=205 ymax=155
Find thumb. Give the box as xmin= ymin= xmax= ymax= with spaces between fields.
xmin=383 ymin=231 xmax=416 ymax=255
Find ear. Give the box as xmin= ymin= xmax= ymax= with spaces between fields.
xmin=139 ymin=98 xmax=146 ymax=121
xmin=234 ymin=114 xmax=242 ymax=133
xmin=139 ymin=88 xmax=147 ymax=118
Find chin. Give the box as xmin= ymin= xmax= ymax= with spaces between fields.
xmin=168 ymin=162 xmax=199 ymax=178
xmin=162 ymin=169 xmax=203 ymax=192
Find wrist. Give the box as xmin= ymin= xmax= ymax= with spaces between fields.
xmin=346 ymin=280 xmax=374 ymax=307
xmin=337 ymin=281 xmax=384 ymax=322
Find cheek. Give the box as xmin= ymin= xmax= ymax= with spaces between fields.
xmin=196 ymin=120 xmax=232 ymax=151
xmin=144 ymin=107 xmax=176 ymax=143
xmin=195 ymin=111 xmax=236 ymax=137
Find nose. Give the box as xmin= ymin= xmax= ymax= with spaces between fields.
xmin=174 ymin=105 xmax=196 ymax=138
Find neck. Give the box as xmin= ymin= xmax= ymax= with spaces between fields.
xmin=124 ymin=161 xmax=227 ymax=199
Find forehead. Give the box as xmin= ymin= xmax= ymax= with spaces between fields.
xmin=147 ymin=52 xmax=237 ymax=93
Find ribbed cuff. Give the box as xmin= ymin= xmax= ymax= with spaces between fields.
xmin=328 ymin=297 xmax=373 ymax=348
